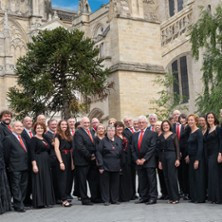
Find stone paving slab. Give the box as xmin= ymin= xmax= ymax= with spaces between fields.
xmin=1 ymin=200 xmax=222 ymax=222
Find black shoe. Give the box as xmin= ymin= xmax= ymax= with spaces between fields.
xmin=14 ymin=208 xmax=26 ymax=213
xmin=67 ymin=195 xmax=73 ymax=200
xmin=135 ymin=199 xmax=148 ymax=204
xmin=111 ymin=201 xmax=120 ymax=205
xmin=146 ymin=199 xmax=157 ymax=205
xmin=104 ymin=202 xmax=110 ymax=206
xmin=82 ymin=201 xmax=93 ymax=206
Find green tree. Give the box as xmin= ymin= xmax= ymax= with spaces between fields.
xmin=190 ymin=5 xmax=222 ymax=115
xmin=152 ymin=73 xmax=187 ymax=120
xmin=8 ymin=27 xmax=112 ymax=119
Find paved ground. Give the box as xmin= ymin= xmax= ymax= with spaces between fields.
xmin=1 ymin=199 xmax=222 ymax=222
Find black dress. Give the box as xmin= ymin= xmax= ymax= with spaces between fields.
xmin=205 ymin=127 xmax=222 ymax=203
xmin=158 ymin=133 xmax=180 ymax=202
xmin=117 ymin=136 xmax=133 ymax=202
xmin=55 ymin=134 xmax=73 ymax=201
xmin=187 ymin=129 xmax=205 ymax=203
xmin=30 ymin=137 xmax=55 ymax=208
xmin=0 ymin=141 xmax=11 ymax=214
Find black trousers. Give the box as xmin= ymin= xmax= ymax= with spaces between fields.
xmin=10 ymin=170 xmax=28 ymax=210
xmin=77 ymin=164 xmax=100 ymax=203
xmin=23 ymin=168 xmax=32 ymax=205
xmin=189 ymin=157 xmax=205 ymax=202
xmin=73 ymin=168 xmax=80 ymax=197
xmin=56 ymin=153 xmax=72 ymax=201
xmin=100 ymin=171 xmax=119 ymax=203
xmin=130 ymin=164 xmax=137 ymax=198
xmin=178 ymin=156 xmax=189 ymax=195
xmin=162 ymin=152 xmax=179 ymax=201
xmin=137 ymin=167 xmax=157 ymax=201
xmin=51 ymin=158 xmax=59 ymax=201
xmin=67 ymin=170 xmax=74 ymax=196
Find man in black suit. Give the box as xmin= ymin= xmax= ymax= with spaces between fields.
xmin=172 ymin=110 xmax=189 ymax=200
xmin=123 ymin=116 xmax=137 ymax=199
xmin=21 ymin=116 xmax=34 ymax=206
xmin=3 ymin=121 xmax=28 ymax=212
xmin=73 ymin=117 xmax=100 ymax=205
xmin=132 ymin=115 xmax=158 ymax=205
xmin=44 ymin=119 xmax=59 ymax=202
xmin=0 ymin=110 xmax=13 ymax=142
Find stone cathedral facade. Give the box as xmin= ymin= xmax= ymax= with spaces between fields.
xmin=0 ymin=0 xmax=220 ymax=121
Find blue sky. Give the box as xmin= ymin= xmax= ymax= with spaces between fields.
xmin=52 ymin=0 xmax=109 ymax=12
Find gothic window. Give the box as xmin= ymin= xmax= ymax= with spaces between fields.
xmin=171 ymin=56 xmax=190 ymax=103
xmin=169 ymin=0 xmax=184 ymax=17
xmin=178 ymin=0 xmax=184 ymax=12
xmin=169 ymin=0 xmax=175 ymax=17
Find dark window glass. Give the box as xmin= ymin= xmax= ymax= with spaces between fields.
xmin=180 ymin=56 xmax=189 ymax=103
xmin=169 ymin=0 xmax=175 ymax=17
xmin=178 ymin=0 xmax=184 ymax=12
xmin=172 ymin=60 xmax=179 ymax=96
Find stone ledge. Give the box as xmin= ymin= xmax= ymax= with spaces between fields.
xmin=110 ymin=62 xmax=165 ymax=74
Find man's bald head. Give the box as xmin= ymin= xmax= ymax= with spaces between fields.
xmin=22 ymin=116 xmax=33 ymax=130
xmin=36 ymin=114 xmax=46 ymax=124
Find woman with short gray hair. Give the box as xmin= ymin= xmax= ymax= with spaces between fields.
xmin=96 ymin=125 xmax=122 ymax=206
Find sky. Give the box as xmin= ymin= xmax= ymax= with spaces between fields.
xmin=52 ymin=0 xmax=109 ymax=12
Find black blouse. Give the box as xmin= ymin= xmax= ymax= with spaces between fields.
xmin=0 ymin=141 xmax=5 ymax=170
xmin=204 ymin=127 xmax=222 ymax=156
xmin=187 ymin=129 xmax=203 ymax=161
xmin=96 ymin=136 xmax=122 ymax=172
xmin=30 ymin=137 xmax=50 ymax=161
xmin=55 ymin=134 xmax=72 ymax=151
xmin=158 ymin=133 xmax=180 ymax=160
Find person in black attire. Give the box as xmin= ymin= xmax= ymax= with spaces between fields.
xmin=158 ymin=120 xmax=180 ymax=204
xmin=205 ymin=112 xmax=222 ymax=203
xmin=178 ymin=114 xmax=190 ymax=200
xmin=72 ymin=121 xmax=81 ymax=199
xmin=123 ymin=117 xmax=137 ymax=200
xmin=0 ymin=110 xmax=13 ymax=142
xmin=132 ymin=115 xmax=157 ymax=205
xmin=0 ymin=141 xmax=11 ymax=214
xmin=21 ymin=116 xmax=34 ymax=207
xmin=73 ymin=117 xmax=101 ymax=205
xmin=3 ymin=121 xmax=28 ymax=212
xmin=44 ymin=119 xmax=59 ymax=203
xmin=186 ymin=114 xmax=205 ymax=203
xmin=96 ymin=125 xmax=122 ymax=206
xmin=115 ymin=121 xmax=133 ymax=202
xmin=54 ymin=120 xmax=74 ymax=207
xmin=30 ymin=122 xmax=55 ymax=208
xmin=155 ymin=121 xmax=168 ymax=200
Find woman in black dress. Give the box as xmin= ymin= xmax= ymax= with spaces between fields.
xmin=30 ymin=122 xmax=55 ymax=208
xmin=54 ymin=120 xmax=74 ymax=207
xmin=0 ymin=141 xmax=11 ymax=214
xmin=158 ymin=120 xmax=180 ymax=204
xmin=205 ymin=112 xmax=222 ymax=203
xmin=115 ymin=121 xmax=133 ymax=202
xmin=96 ymin=125 xmax=122 ymax=206
xmin=186 ymin=114 xmax=205 ymax=203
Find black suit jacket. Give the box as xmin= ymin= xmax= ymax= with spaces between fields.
xmin=132 ymin=128 xmax=157 ymax=169
xmin=73 ymin=127 xmax=96 ymax=166
xmin=123 ymin=128 xmax=133 ymax=142
xmin=0 ymin=122 xmax=12 ymax=142
xmin=3 ymin=134 xmax=28 ymax=172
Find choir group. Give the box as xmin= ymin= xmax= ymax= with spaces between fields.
xmin=0 ymin=109 xmax=222 ymax=214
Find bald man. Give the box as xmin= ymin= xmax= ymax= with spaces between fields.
xmin=3 ymin=121 xmax=28 ymax=212
xmin=36 ymin=114 xmax=46 ymax=124
xmin=73 ymin=117 xmax=101 ymax=205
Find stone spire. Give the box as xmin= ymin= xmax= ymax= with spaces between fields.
xmin=78 ymin=0 xmax=91 ymax=15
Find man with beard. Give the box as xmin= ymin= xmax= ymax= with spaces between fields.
xmin=0 ymin=110 xmax=13 ymax=142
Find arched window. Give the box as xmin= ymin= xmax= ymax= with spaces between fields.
xmin=177 ymin=0 xmax=184 ymax=12
xmin=171 ymin=55 xmax=189 ymax=103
